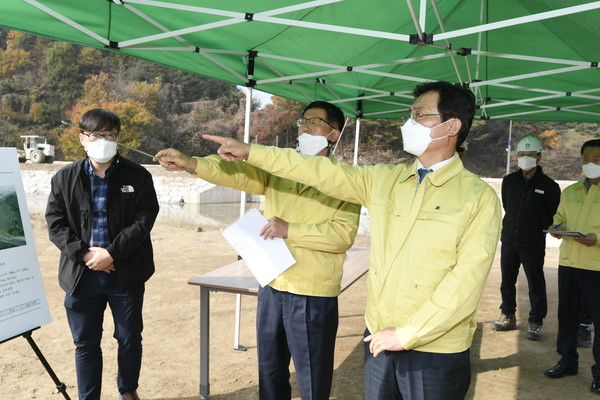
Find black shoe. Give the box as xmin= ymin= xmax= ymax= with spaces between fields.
xmin=544 ymin=364 xmax=578 ymax=378
xmin=592 ymin=378 xmax=600 ymax=394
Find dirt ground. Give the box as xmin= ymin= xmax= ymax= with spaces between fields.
xmin=1 ymin=213 xmax=598 ymax=400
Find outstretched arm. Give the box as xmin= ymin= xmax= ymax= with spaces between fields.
xmin=154 ymin=148 xmax=198 ymax=171
xmin=202 ymin=134 xmax=251 ymax=161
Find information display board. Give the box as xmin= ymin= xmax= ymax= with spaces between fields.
xmin=0 ymin=148 xmax=51 ymax=342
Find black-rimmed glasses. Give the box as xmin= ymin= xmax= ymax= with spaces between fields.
xmin=81 ymin=131 xmax=119 ymax=142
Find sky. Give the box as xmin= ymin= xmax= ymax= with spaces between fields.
xmin=237 ymin=86 xmax=273 ymax=109
xmin=253 ymin=90 xmax=274 ymax=109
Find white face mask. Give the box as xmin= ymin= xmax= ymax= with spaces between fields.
xmin=400 ymin=118 xmax=450 ymax=157
xmin=582 ymin=162 xmax=600 ymax=179
xmin=296 ymin=131 xmax=334 ymax=156
xmin=85 ymin=139 xmax=118 ymax=163
xmin=517 ymin=156 xmax=537 ymax=171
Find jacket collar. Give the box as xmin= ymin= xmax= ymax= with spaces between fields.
xmin=398 ymin=156 xmax=465 ymax=186
xmin=517 ymin=165 xmax=544 ymax=182
xmin=84 ymin=154 xmax=120 ymax=177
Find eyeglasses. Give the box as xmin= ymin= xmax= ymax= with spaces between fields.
xmin=296 ymin=117 xmax=335 ymax=129
xmin=81 ymin=131 xmax=119 ymax=142
xmin=401 ymin=112 xmax=440 ymax=124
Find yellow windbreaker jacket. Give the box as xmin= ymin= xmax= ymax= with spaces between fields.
xmin=554 ymin=180 xmax=600 ymax=270
xmin=193 ymin=155 xmax=360 ymax=297
xmin=247 ymin=145 xmax=502 ymax=353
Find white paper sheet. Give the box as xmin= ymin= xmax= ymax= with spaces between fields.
xmin=221 ymin=208 xmax=296 ymax=287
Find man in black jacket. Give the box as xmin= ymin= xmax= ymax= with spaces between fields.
xmin=491 ymin=135 xmax=561 ymax=340
xmin=46 ymin=109 xmax=159 ymax=400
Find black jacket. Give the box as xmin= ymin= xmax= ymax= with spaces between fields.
xmin=46 ymin=156 xmax=159 ymax=294
xmin=500 ymin=166 xmax=561 ymax=248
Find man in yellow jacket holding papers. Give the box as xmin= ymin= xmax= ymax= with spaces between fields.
xmin=544 ymin=139 xmax=600 ymax=395
xmin=156 ymin=101 xmax=360 ymax=400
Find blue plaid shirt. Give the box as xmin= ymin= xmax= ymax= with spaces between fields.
xmin=85 ymin=158 xmax=116 ymax=248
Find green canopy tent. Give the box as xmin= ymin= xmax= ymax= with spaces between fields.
xmin=1 ymin=0 xmax=599 ymax=123
xmin=1 ymin=2 xmax=599 ymax=397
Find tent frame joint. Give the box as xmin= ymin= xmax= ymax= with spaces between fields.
xmin=409 ymin=33 xmax=433 ymax=46
xmin=105 ymin=41 xmax=119 ymax=50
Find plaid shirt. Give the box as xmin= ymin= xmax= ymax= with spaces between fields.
xmin=85 ymin=158 xmax=116 ymax=248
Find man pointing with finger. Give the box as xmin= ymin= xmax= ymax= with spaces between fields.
xmin=155 ymin=101 xmax=360 ymax=400
xmin=201 ymin=81 xmax=502 ymax=400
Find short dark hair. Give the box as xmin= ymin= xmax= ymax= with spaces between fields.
xmin=79 ymin=109 xmax=121 ymax=134
xmin=413 ymin=81 xmax=476 ymax=147
xmin=302 ymin=101 xmax=345 ymax=131
xmin=581 ymin=138 xmax=600 ymax=155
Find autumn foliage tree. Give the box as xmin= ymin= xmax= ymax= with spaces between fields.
xmin=60 ymin=72 xmax=161 ymax=161
xmin=251 ymin=96 xmax=304 ymax=147
xmin=1 ymin=29 xmax=598 ymax=180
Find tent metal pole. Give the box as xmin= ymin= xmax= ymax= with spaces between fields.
xmin=240 ymin=86 xmax=252 ymax=216
xmin=506 ymin=120 xmax=513 ymax=176
xmin=353 ymin=118 xmax=361 ymax=166
xmin=233 ymin=86 xmax=253 ymax=352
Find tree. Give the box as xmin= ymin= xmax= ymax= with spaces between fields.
xmin=251 ymin=96 xmax=304 ymax=147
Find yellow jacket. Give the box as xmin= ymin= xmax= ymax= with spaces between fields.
xmin=554 ymin=180 xmax=600 ymax=270
xmin=247 ymin=145 xmax=502 ymax=353
xmin=193 ymin=155 xmax=360 ymax=297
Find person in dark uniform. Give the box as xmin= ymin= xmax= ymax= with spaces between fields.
xmin=491 ymin=135 xmax=561 ymax=340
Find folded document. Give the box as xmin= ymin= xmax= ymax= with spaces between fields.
xmin=222 ymin=208 xmax=296 ymax=287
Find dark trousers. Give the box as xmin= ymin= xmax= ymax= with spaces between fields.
xmin=256 ymin=285 xmax=338 ymax=400
xmin=363 ymin=329 xmax=471 ymax=400
xmin=556 ymin=266 xmax=600 ymax=376
xmin=580 ymin=297 xmax=592 ymax=326
xmin=499 ymin=243 xmax=547 ymax=324
xmin=64 ymin=269 xmax=145 ymax=400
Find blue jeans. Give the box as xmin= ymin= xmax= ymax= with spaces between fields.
xmin=64 ymin=269 xmax=145 ymax=400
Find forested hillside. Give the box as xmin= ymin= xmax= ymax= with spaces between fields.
xmin=1 ymin=29 xmax=598 ymax=180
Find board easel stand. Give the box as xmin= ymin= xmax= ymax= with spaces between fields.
xmin=1 ymin=327 xmax=70 ymax=399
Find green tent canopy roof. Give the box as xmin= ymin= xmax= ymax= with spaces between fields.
xmin=1 ymin=0 xmax=599 ymax=121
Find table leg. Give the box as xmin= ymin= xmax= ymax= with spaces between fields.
xmin=200 ymin=286 xmax=210 ymax=399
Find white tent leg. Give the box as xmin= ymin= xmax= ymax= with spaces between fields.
xmin=233 ymin=86 xmax=253 ymax=352
xmin=505 ymin=120 xmax=513 ymax=176
xmin=353 ymin=118 xmax=361 ymax=166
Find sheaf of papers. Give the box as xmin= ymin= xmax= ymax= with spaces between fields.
xmin=543 ymin=230 xmax=585 ymax=238
xmin=222 ymin=208 xmax=296 ymax=287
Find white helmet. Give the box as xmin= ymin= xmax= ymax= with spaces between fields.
xmin=516 ymin=136 xmax=542 ymax=153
